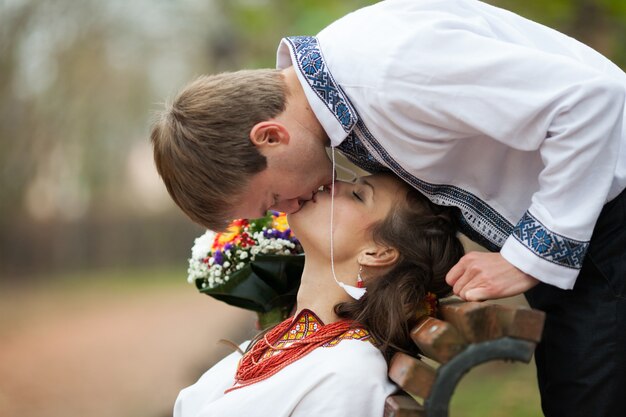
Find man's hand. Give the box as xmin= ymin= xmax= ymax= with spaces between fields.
xmin=445 ymin=252 xmax=540 ymax=301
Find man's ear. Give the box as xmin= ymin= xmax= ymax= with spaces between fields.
xmin=357 ymin=245 xmax=399 ymax=268
xmin=249 ymin=121 xmax=290 ymax=148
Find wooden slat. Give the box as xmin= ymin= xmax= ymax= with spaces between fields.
xmin=387 ymin=299 xmax=545 ymax=417
xmin=388 ymin=352 xmax=436 ymax=399
xmin=384 ymin=394 xmax=425 ymax=417
xmin=439 ymin=299 xmax=502 ymax=342
xmin=410 ymin=316 xmax=467 ymax=364
xmin=495 ymin=304 xmax=546 ymax=343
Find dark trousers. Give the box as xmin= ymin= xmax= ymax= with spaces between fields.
xmin=525 ymin=188 xmax=626 ymax=417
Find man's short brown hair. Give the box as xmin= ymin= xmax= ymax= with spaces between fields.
xmin=150 ymin=69 xmax=288 ymax=230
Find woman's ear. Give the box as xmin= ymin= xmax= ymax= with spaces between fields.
xmin=357 ymin=245 xmax=399 ymax=268
xmin=250 ymin=121 xmax=290 ymax=148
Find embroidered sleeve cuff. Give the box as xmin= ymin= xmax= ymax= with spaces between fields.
xmin=500 ymin=232 xmax=585 ymax=290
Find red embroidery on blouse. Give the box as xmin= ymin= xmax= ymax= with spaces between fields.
xmin=262 ymin=310 xmax=370 ymax=359
xmin=226 ymin=310 xmax=370 ymax=393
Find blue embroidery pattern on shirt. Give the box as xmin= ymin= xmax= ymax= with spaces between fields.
xmin=301 ymin=50 xmax=322 ymax=75
xmin=457 ymin=216 xmax=502 ymax=252
xmin=337 ymin=131 xmax=390 ymax=173
xmin=512 ymin=212 xmax=588 ymax=269
xmin=285 ymin=36 xmax=357 ymax=133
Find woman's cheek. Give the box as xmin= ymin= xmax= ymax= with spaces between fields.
xmin=332 ymin=210 xmax=370 ymax=243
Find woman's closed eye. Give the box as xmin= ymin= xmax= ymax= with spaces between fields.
xmin=352 ymin=190 xmax=363 ymax=201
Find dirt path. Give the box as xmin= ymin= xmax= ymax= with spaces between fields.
xmin=0 ymin=283 xmax=255 ymax=417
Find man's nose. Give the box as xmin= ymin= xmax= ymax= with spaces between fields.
xmin=272 ymin=198 xmax=302 ymax=214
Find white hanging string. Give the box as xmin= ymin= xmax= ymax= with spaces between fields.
xmin=329 ymin=147 xmax=367 ymax=300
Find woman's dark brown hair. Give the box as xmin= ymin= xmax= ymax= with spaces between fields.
xmin=334 ymin=185 xmax=464 ymax=362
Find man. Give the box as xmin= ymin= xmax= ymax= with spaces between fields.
xmin=151 ymin=1 xmax=625 ymax=415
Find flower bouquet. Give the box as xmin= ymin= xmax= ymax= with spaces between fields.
xmin=187 ymin=211 xmax=304 ymax=329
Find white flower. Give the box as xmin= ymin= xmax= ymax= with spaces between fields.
xmin=223 ymin=261 xmax=231 ymax=268
xmin=191 ymin=230 xmax=216 ymax=259
xmin=239 ymin=251 xmax=249 ymax=260
xmin=187 ymin=258 xmax=210 ymax=283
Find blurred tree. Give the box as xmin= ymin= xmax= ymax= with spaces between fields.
xmin=492 ymin=0 xmax=626 ymax=67
xmin=0 ymin=0 xmax=217 ymax=276
xmin=213 ymin=0 xmax=378 ymax=67
xmin=0 ymin=0 xmax=216 ymax=223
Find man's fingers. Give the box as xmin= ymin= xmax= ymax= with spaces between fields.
xmin=452 ymin=267 xmax=478 ymax=297
xmin=463 ymin=287 xmax=488 ymax=301
xmin=446 ymin=257 xmax=467 ymax=286
xmin=446 ymin=252 xmax=540 ymax=301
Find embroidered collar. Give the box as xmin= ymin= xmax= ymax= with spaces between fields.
xmin=277 ymin=36 xmax=358 ymax=147
xmin=270 ymin=309 xmax=324 ymax=351
xmin=262 ymin=309 xmax=370 ymax=359
xmin=227 ymin=310 xmax=368 ymax=393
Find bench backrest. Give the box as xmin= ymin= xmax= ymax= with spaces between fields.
xmin=384 ymin=297 xmax=545 ymax=417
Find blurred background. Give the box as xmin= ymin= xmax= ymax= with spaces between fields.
xmin=1 ymin=1 xmax=624 ymax=416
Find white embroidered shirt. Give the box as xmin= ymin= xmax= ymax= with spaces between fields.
xmin=276 ymin=0 xmax=626 ymax=289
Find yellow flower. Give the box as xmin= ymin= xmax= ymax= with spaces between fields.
xmin=272 ymin=213 xmax=290 ymax=232
xmin=214 ymin=222 xmax=244 ymax=249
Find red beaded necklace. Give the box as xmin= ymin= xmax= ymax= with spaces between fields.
xmin=225 ymin=311 xmax=355 ymax=393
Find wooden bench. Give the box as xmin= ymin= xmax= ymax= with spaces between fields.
xmin=384 ymin=297 xmax=546 ymax=417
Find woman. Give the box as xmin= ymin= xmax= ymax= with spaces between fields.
xmin=174 ymin=173 xmax=464 ymax=417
